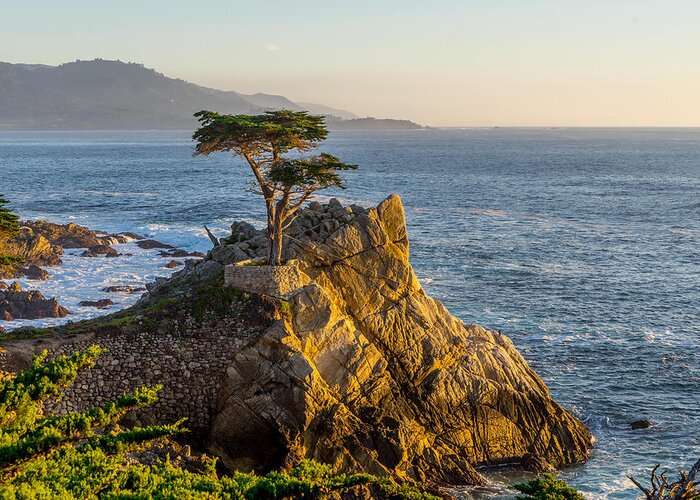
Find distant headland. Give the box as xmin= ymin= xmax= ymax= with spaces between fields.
xmin=0 ymin=59 xmax=425 ymax=131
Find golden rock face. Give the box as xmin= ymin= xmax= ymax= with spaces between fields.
xmin=209 ymin=194 xmax=592 ymax=486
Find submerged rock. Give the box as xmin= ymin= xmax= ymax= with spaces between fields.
xmin=82 ymin=244 xmax=120 ymax=258
xmin=136 ymin=239 xmax=174 ymax=250
xmin=630 ymin=419 xmax=652 ymax=430
xmin=0 ymin=282 xmax=70 ymax=320
xmin=79 ymin=299 xmax=115 ymax=308
xmin=102 ymin=285 xmax=147 ymax=294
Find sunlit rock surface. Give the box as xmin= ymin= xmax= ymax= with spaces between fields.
xmin=208 ymin=195 xmax=592 ymax=485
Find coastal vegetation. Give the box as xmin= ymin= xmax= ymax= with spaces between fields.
xmin=192 ymin=109 xmax=356 ymax=265
xmin=0 ymin=195 xmax=22 ymax=271
xmin=513 ymin=475 xmax=585 ymax=499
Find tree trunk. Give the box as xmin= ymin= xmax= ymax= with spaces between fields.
xmin=269 ymin=191 xmax=291 ymax=267
xmin=265 ymin=198 xmax=275 ymax=265
xmin=270 ymin=217 xmax=284 ymax=266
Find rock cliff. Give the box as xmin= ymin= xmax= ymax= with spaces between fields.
xmin=206 ymin=195 xmax=591 ymax=484
xmin=0 ymin=281 xmax=70 ymax=320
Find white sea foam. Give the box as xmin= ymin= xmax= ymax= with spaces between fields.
xmin=2 ymin=239 xmax=202 ymax=331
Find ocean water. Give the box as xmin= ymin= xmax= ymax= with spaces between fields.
xmin=1 ymin=128 xmax=698 ymax=498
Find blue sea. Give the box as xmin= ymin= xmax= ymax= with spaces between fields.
xmin=1 ymin=129 xmax=698 ymax=498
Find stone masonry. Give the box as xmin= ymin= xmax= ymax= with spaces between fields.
xmin=16 ymin=311 xmax=270 ymax=435
xmin=224 ymin=259 xmax=307 ymax=299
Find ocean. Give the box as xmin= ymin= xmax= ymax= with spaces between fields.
xmin=1 ymin=128 xmax=698 ymax=498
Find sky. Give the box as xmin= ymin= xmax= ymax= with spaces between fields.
xmin=2 ymin=0 xmax=699 ymax=127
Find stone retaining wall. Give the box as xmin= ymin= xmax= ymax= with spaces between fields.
xmin=36 ymin=316 xmax=265 ymax=434
xmin=224 ymin=260 xmax=305 ymax=299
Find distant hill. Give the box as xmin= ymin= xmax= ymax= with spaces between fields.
xmin=325 ymin=117 xmax=424 ymax=131
xmin=297 ymin=102 xmax=359 ymax=120
xmin=0 ymin=59 xmax=423 ymax=131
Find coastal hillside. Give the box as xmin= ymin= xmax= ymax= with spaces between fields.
xmin=0 ymin=59 xmax=423 ymax=130
xmin=0 ymin=195 xmax=592 ymax=488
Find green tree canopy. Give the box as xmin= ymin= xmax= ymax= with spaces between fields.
xmin=193 ymin=110 xmax=356 ymax=265
xmin=0 ymin=195 xmax=20 ymax=241
xmin=0 ymin=195 xmax=22 ymax=268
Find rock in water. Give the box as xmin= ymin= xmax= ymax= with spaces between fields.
xmin=102 ymin=285 xmax=147 ymax=293
xmin=81 ymin=245 xmax=120 ymax=257
xmin=79 ymin=299 xmax=115 ymax=308
xmin=0 ymin=230 xmax=63 ymax=273
xmin=136 ymin=239 xmax=174 ymax=250
xmin=630 ymin=419 xmax=652 ymax=430
xmin=17 ymin=265 xmax=51 ymax=280
xmin=208 ymin=195 xmax=592 ymax=484
xmin=0 ymin=282 xmax=70 ymax=320
xmin=21 ymin=220 xmax=139 ymax=248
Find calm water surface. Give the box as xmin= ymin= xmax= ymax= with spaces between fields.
xmin=1 ymin=129 xmax=698 ymax=498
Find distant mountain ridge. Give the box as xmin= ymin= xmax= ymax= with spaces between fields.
xmin=0 ymin=59 xmax=423 ymax=130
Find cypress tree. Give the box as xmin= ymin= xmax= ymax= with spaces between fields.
xmin=0 ymin=194 xmax=22 ymax=267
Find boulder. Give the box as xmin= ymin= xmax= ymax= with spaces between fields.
xmin=164 ymin=260 xmax=183 ymax=269
xmin=0 ymin=282 xmax=70 ymax=320
xmin=159 ymin=249 xmax=204 ymax=258
xmin=103 ymin=285 xmax=147 ymax=294
xmin=17 ymin=265 xmax=50 ymax=280
xmin=82 ymin=245 xmax=120 ymax=258
xmin=207 ymin=195 xmax=592 ymax=485
xmin=79 ymin=299 xmax=115 ymax=308
xmin=630 ymin=419 xmax=652 ymax=430
xmin=136 ymin=239 xmax=174 ymax=250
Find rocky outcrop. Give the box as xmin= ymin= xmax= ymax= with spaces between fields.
xmin=0 ymin=282 xmax=70 ymax=320
xmin=0 ymin=195 xmax=592 ymax=488
xmin=0 ymin=229 xmax=63 ymax=280
xmin=21 ymin=220 xmax=141 ymax=249
xmin=206 ymin=195 xmax=592 ymax=485
xmin=16 ymin=264 xmax=51 ymax=280
xmin=0 ymin=220 xmax=142 ymax=279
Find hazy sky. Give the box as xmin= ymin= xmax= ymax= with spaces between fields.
xmin=2 ymin=0 xmax=699 ymax=126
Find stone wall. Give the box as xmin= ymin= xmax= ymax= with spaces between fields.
xmin=224 ymin=260 xmax=306 ymax=299
xmin=30 ymin=314 xmax=266 ymax=434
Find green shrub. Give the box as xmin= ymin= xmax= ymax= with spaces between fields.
xmin=513 ymin=474 xmax=584 ymax=500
